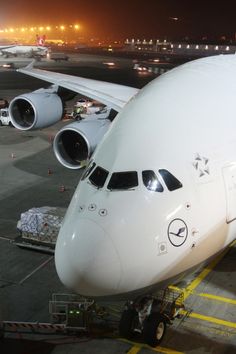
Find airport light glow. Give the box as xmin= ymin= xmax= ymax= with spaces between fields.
xmin=0 ymin=2 xmax=236 ymax=41
xmin=0 ymin=23 xmax=82 ymax=43
xmin=0 ymin=24 xmax=82 ymax=33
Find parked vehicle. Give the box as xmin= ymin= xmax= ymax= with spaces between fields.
xmin=0 ymin=98 xmax=9 ymax=109
xmin=0 ymin=108 xmax=12 ymax=126
xmin=50 ymin=53 xmax=69 ymax=61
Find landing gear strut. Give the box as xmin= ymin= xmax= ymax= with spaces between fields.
xmin=119 ymin=309 xmax=138 ymax=339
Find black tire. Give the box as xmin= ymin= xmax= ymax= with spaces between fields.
xmin=0 ymin=120 xmax=2 ymax=126
xmin=119 ymin=309 xmax=137 ymax=339
xmin=143 ymin=313 xmax=166 ymax=347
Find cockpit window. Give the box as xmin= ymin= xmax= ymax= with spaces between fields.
xmin=107 ymin=171 xmax=138 ymax=190
xmin=142 ymin=170 xmax=164 ymax=192
xmin=81 ymin=161 xmax=96 ymax=181
xmin=89 ymin=166 xmax=109 ymax=188
xmin=158 ymin=169 xmax=182 ymax=191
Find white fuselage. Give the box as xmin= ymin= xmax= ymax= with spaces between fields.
xmin=55 ymin=55 xmax=236 ymax=298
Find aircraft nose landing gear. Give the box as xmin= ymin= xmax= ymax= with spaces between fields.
xmin=119 ymin=288 xmax=185 ymax=347
xmin=143 ymin=312 xmax=167 ymax=347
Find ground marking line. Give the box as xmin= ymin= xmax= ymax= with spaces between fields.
xmin=0 ymin=236 xmax=12 ymax=241
xmin=169 ymin=287 xmax=236 ymax=306
xmin=198 ymin=292 xmax=236 ymax=305
xmin=125 ymin=242 xmax=236 ymax=354
xmin=181 ymin=310 xmax=236 ymax=329
xmin=170 ymin=240 xmax=236 ymax=301
xmin=184 ymin=240 xmax=236 ymax=298
xmin=183 ymin=320 xmax=236 ymax=337
xmin=19 ymin=256 xmax=53 ymax=285
xmin=0 ymin=278 xmax=18 ymax=285
xmin=127 ymin=346 xmax=141 ymax=354
xmin=120 ymin=338 xmax=184 ymax=354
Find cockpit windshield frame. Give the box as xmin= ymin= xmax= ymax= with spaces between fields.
xmin=158 ymin=169 xmax=183 ymax=191
xmin=142 ymin=170 xmax=164 ymax=192
xmin=81 ymin=161 xmax=96 ymax=181
xmin=107 ymin=171 xmax=138 ymax=191
xmin=89 ymin=166 xmax=109 ymax=189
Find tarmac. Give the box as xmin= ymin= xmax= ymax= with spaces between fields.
xmin=0 ymin=54 xmax=236 ymax=353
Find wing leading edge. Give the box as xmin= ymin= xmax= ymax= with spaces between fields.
xmin=18 ymin=62 xmax=139 ymax=112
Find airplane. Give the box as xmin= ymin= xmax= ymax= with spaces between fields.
xmin=8 ymin=54 xmax=236 ymax=346
xmin=0 ymin=45 xmax=48 ymax=58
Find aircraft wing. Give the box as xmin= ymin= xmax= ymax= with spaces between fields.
xmin=0 ymin=45 xmax=15 ymax=50
xmin=18 ymin=62 xmax=139 ymax=112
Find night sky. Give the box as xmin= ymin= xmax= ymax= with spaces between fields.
xmin=1 ymin=0 xmax=236 ymax=40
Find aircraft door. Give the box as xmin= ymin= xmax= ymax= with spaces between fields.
xmin=222 ymin=164 xmax=236 ymax=223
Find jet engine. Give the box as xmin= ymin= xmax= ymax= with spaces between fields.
xmin=9 ymin=88 xmax=63 ymax=130
xmin=53 ymin=118 xmax=111 ymax=169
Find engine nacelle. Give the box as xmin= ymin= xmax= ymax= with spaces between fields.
xmin=53 ymin=118 xmax=111 ymax=169
xmin=9 ymin=88 xmax=63 ymax=130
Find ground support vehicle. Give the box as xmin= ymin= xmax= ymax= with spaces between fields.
xmin=0 ymin=108 xmax=12 ymax=126
xmin=50 ymin=53 xmax=69 ymax=61
xmin=0 ymin=294 xmax=95 ymax=339
xmin=15 ymin=207 xmax=66 ymax=254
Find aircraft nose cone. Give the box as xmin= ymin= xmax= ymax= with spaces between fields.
xmin=55 ymin=218 xmax=122 ymax=297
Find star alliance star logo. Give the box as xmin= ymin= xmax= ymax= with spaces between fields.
xmin=193 ymin=153 xmax=210 ymax=177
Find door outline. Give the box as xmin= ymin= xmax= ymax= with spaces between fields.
xmin=222 ymin=164 xmax=236 ymax=223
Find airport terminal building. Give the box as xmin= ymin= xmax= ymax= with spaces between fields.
xmin=124 ymin=38 xmax=236 ymax=56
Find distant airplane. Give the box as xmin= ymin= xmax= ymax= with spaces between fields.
xmin=0 ymin=45 xmax=48 ymax=58
xmin=8 ymin=54 xmax=236 ymax=346
xmin=36 ymin=34 xmax=46 ymax=46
